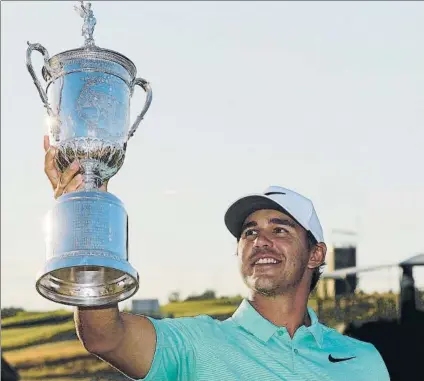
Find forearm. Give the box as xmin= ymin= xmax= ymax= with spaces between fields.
xmin=75 ymin=304 xmax=125 ymax=354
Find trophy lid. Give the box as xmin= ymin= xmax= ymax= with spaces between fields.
xmin=42 ymin=1 xmax=137 ymax=82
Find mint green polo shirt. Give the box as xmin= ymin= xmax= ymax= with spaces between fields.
xmin=141 ymin=299 xmax=389 ymax=381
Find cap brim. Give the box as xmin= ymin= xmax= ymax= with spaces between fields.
xmin=224 ymin=195 xmax=289 ymax=239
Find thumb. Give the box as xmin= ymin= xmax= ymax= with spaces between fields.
xmin=44 ymin=135 xmax=50 ymax=152
xmin=44 ymin=136 xmax=60 ymax=190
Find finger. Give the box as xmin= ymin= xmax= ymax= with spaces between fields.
xmin=76 ymin=181 xmax=86 ymax=191
xmin=43 ymin=135 xmax=50 ymax=152
xmin=62 ymin=174 xmax=83 ymax=194
xmin=55 ymin=161 xmax=80 ymax=198
xmin=44 ymin=145 xmax=60 ymax=190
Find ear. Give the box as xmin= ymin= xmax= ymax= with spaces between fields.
xmin=307 ymin=242 xmax=326 ymax=270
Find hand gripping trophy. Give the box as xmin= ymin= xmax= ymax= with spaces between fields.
xmin=26 ymin=2 xmax=152 ymax=306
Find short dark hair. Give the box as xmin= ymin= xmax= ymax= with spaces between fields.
xmin=307 ymin=231 xmax=325 ymax=293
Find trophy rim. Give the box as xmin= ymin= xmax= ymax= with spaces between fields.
xmin=43 ymin=46 xmax=137 ymax=82
xmin=36 ymin=257 xmax=140 ymax=307
xmin=36 ymin=276 xmax=139 ymax=307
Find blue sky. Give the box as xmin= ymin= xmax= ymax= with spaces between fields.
xmin=2 ymin=1 xmax=423 ymax=311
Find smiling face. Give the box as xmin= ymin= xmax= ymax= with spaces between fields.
xmin=237 ymin=209 xmax=315 ymax=297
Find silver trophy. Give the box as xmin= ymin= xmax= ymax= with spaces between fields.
xmin=26 ymin=1 xmax=152 ymax=306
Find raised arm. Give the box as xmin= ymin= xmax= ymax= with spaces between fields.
xmin=43 ymin=136 xmax=157 ymax=379
xmin=75 ymin=306 xmax=156 ymax=379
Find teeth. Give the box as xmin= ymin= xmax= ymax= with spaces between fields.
xmin=255 ymin=258 xmax=278 ymax=265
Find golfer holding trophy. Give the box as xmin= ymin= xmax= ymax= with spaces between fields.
xmin=29 ymin=3 xmax=390 ymax=380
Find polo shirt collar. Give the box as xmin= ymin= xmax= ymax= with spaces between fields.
xmin=232 ymin=299 xmax=324 ymax=347
xmin=307 ymin=307 xmax=324 ymax=348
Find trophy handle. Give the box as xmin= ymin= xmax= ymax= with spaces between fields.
xmin=26 ymin=42 xmax=54 ymax=116
xmin=127 ymin=78 xmax=153 ymax=140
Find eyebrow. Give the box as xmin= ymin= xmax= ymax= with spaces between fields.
xmin=240 ymin=218 xmax=297 ymax=234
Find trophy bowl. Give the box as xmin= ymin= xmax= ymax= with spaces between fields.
xmin=27 ymin=1 xmax=152 ymax=306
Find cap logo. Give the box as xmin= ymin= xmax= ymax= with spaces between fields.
xmin=264 ymin=192 xmax=286 ymax=196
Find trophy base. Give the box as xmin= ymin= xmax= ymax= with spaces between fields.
xmin=38 ymin=191 xmax=139 ymax=307
xmin=36 ymin=254 xmax=139 ymax=306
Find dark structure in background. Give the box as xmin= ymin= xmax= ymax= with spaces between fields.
xmin=343 ymin=254 xmax=424 ymax=381
xmin=334 ymin=246 xmax=357 ymax=295
xmin=1 ymin=356 xmax=20 ymax=381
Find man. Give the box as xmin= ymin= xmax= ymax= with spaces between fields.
xmin=44 ymin=137 xmax=389 ymax=381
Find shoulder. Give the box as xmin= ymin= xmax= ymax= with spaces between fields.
xmin=322 ymin=324 xmax=379 ymax=353
xmin=148 ymin=315 xmax=227 ymax=343
xmin=321 ymin=324 xmax=389 ymax=378
xmin=154 ymin=314 xmax=220 ymax=329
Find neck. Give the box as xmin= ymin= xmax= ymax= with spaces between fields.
xmin=247 ymin=285 xmax=311 ymax=338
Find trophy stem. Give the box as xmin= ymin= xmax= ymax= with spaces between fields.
xmin=80 ymin=160 xmax=102 ymax=191
xmin=82 ymin=174 xmax=102 ymax=190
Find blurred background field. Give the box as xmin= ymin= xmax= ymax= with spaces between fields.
xmin=1 ymin=291 xmax=408 ymax=381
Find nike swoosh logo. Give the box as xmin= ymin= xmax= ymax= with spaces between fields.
xmin=328 ymin=355 xmax=356 ymax=363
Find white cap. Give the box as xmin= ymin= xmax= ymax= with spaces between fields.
xmin=224 ymin=185 xmax=324 ymax=243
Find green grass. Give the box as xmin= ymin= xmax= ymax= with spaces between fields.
xmin=1 ymin=320 xmax=76 ymax=350
xmin=17 ymin=358 xmax=110 ymax=379
xmin=3 ymin=340 xmax=120 ymax=380
xmin=1 ymin=309 xmax=72 ymax=327
xmin=3 ymin=340 xmax=89 ymax=367
xmin=160 ymin=296 xmax=243 ymax=317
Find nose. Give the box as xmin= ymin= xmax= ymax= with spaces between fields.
xmin=253 ymin=230 xmax=274 ymax=247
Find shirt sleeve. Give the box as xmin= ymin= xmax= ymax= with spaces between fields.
xmin=138 ymin=317 xmax=196 ymax=381
xmin=369 ymin=344 xmax=390 ymax=381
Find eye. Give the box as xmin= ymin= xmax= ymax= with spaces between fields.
xmin=274 ymin=227 xmax=288 ymax=235
xmin=243 ymin=229 xmax=258 ymax=240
